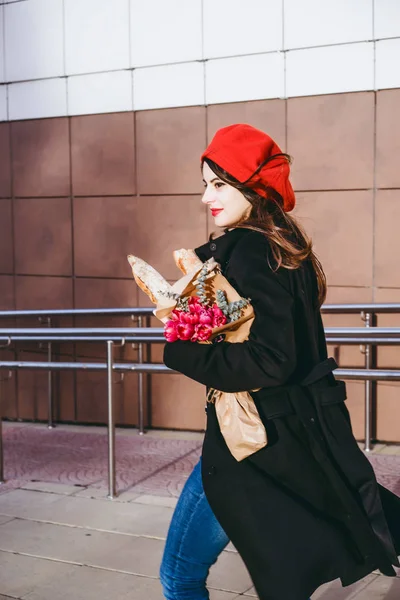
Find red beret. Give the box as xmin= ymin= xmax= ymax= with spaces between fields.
xmin=201 ymin=124 xmax=295 ymax=212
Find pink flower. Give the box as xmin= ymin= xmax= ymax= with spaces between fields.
xmin=164 ymin=320 xmax=179 ymax=342
xmin=170 ymin=309 xmax=182 ymax=322
xmin=198 ymin=309 xmax=212 ymax=325
xmin=188 ymin=296 xmax=203 ymax=313
xmin=192 ymin=324 xmax=212 ymax=342
xmin=177 ymin=323 xmax=195 ymax=341
xmin=211 ymin=305 xmax=227 ymax=328
xmin=180 ymin=311 xmax=199 ymax=325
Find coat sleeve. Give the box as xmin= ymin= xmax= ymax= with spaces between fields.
xmin=163 ymin=234 xmax=297 ymax=392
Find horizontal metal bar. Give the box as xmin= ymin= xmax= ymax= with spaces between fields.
xmin=0 ymin=361 xmax=399 ymax=382
xmin=0 ymin=308 xmax=154 ymax=318
xmin=0 ymin=327 xmax=164 ymax=336
xmin=0 ymin=336 xmax=166 ymax=343
xmin=326 ymin=337 xmax=400 ymax=345
xmin=335 ymin=369 xmax=400 ymax=381
xmin=324 ymin=328 xmax=400 ymax=338
xmin=0 ymin=304 xmax=399 ymax=319
xmin=0 ymin=361 xmax=174 ymax=373
xmin=321 ymin=303 xmax=400 ymax=314
xmin=1 ymin=335 xmax=400 ymax=346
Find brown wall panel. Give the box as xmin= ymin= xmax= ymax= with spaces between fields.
xmin=376 ymin=383 xmax=400 ymax=442
xmin=15 ymin=275 xmax=73 ymax=309
xmin=0 ymin=199 xmax=13 ymax=273
xmin=0 ymin=123 xmax=11 ymax=197
xmin=151 ymin=373 xmax=206 ymax=431
xmin=11 ymin=118 xmax=70 ymax=197
xmin=136 ymin=106 xmax=206 ymax=195
xmin=207 ymin=99 xmax=286 ymax=150
xmin=71 ymin=113 xmax=136 ymax=196
xmin=0 ymin=275 xmax=15 ymax=310
xmin=376 ymin=89 xmax=400 ymax=188
xmin=287 ymin=92 xmax=374 ymax=190
xmin=0 ymin=350 xmax=17 ymax=419
xmin=374 ymin=189 xmax=400 ymax=288
xmin=14 ymin=198 xmax=72 ymax=276
xmin=73 ymin=195 xmax=206 ymax=280
xmin=294 ymin=190 xmax=373 ymax=287
xmin=16 ymin=349 xmax=48 ymax=420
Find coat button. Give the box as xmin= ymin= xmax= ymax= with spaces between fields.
xmin=210 ymin=242 xmax=217 ymax=251
xmin=310 ymin=417 xmax=315 ymax=424
xmin=208 ymin=466 xmax=216 ymax=475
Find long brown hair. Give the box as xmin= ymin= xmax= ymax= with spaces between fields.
xmin=204 ymin=157 xmax=327 ymax=306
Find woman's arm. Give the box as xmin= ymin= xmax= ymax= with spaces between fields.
xmin=163 ymin=234 xmax=296 ymax=392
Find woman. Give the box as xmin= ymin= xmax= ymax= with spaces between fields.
xmin=159 ymin=124 xmax=400 ymax=600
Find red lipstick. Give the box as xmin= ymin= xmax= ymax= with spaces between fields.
xmin=211 ymin=208 xmax=223 ymax=217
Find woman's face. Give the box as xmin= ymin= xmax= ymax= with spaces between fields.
xmin=202 ymin=161 xmax=251 ymax=228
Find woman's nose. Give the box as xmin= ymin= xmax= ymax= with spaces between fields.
xmin=201 ymin=187 xmax=213 ymax=205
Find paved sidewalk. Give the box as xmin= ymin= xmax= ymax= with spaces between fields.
xmin=0 ymin=423 xmax=399 ymax=599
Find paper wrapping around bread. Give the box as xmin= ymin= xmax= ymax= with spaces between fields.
xmin=173 ymin=248 xmax=203 ymax=275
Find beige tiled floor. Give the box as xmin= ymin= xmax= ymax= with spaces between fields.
xmin=0 ymin=429 xmax=399 ymax=599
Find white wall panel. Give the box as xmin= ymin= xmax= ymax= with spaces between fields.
xmin=133 ymin=62 xmax=204 ymax=110
xmin=65 ymin=0 xmax=130 ymax=75
xmin=286 ymin=42 xmax=374 ymax=97
xmin=374 ymin=0 xmax=400 ymax=39
xmin=4 ymin=0 xmax=64 ymax=81
xmin=8 ymin=78 xmax=67 ymax=120
xmin=206 ymin=53 xmax=284 ymax=105
xmin=130 ymin=0 xmax=202 ymax=67
xmin=376 ymin=39 xmax=400 ymax=89
xmin=203 ymin=0 xmax=283 ymax=59
xmin=68 ymin=71 xmax=133 ymax=116
xmin=284 ymin=0 xmax=373 ymax=49
xmin=0 ymin=6 xmax=4 ymax=83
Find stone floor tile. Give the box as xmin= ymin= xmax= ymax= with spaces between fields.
xmin=208 ymin=547 xmax=253 ymax=594
xmin=20 ymin=564 xmax=161 ymax=600
xmin=311 ymin=574 xmax=378 ymax=598
xmin=0 ymin=551 xmax=78 ymax=598
xmin=72 ymin=486 xmax=110 ymax=499
xmin=243 ymin=586 xmax=257 ymax=596
xmin=21 ymin=481 xmax=82 ymax=495
xmin=352 ymin=574 xmax=400 ymax=598
xmin=209 ymin=591 xmax=241 ymax=599
xmin=0 ymin=515 xmax=14 ymax=526
xmin=0 ymin=519 xmax=163 ymax=577
xmin=0 ymin=489 xmax=174 ymax=537
xmin=132 ymin=494 xmax=178 ymax=508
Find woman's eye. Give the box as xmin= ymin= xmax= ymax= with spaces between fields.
xmin=214 ymin=182 xmax=224 ymax=189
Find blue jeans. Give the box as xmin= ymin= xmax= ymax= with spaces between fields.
xmin=159 ymin=459 xmax=230 ymax=599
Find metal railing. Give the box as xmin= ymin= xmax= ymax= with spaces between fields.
xmin=0 ymin=304 xmax=399 ymax=498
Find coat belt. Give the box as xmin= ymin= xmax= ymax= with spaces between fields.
xmin=254 ymin=357 xmax=346 ymax=420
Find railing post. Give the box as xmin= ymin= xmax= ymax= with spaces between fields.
xmin=0 ymin=374 xmax=4 ymax=484
xmin=47 ymin=317 xmax=54 ymax=429
xmin=106 ymin=340 xmax=117 ymax=499
xmin=361 ymin=311 xmax=375 ymax=452
xmin=137 ymin=316 xmax=145 ymax=435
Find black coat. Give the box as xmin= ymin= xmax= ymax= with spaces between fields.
xmin=163 ymin=227 xmax=400 ymax=600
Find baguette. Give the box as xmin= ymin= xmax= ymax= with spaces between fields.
xmin=127 ymin=255 xmax=176 ymax=304
xmin=173 ymin=248 xmax=203 ymax=275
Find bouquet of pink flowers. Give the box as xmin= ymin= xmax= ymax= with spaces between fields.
xmin=162 ymin=261 xmax=250 ymax=344
xmin=127 ymin=251 xmax=267 ymax=461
